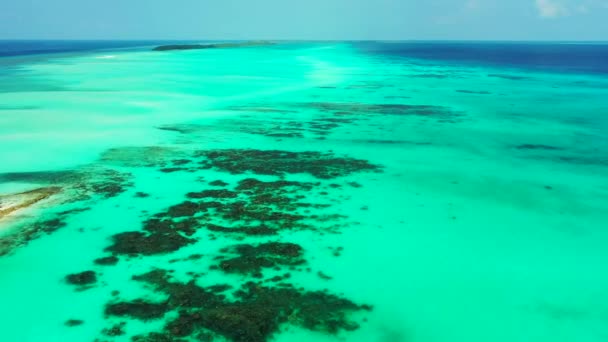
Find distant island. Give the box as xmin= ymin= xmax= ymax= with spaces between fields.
xmin=153 ymin=41 xmax=274 ymax=51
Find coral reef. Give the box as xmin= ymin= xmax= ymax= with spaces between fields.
xmin=216 ymin=242 xmax=305 ymax=276
xmin=65 ymin=271 xmax=97 ymax=288
xmin=196 ymin=149 xmax=381 ymax=179
xmin=106 ymin=269 xmax=371 ymax=342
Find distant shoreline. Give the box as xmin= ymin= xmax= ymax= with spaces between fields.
xmin=152 ymin=41 xmax=275 ymax=52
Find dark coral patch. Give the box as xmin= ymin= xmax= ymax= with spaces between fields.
xmin=159 ymin=167 xmax=187 ymax=173
xmin=169 ymin=253 xmax=204 ymax=263
xmin=186 ymin=190 xmax=238 ymax=199
xmin=134 ymin=192 xmax=150 ymax=198
xmin=157 ymin=177 xmax=338 ymax=235
xmin=488 ymin=73 xmax=530 ymax=81
xmin=225 ymin=105 xmax=297 ymax=114
xmin=64 ymin=319 xmax=84 ymax=327
xmin=207 ymin=224 xmax=277 ymax=236
xmin=102 ymin=322 xmax=126 ymax=336
xmin=209 ymin=180 xmax=229 ymax=187
xmin=411 ymin=73 xmax=448 ymax=79
xmin=0 ymin=170 xmax=81 ymax=184
xmin=195 ymin=149 xmax=381 ymax=179
xmin=94 ymin=256 xmax=119 ymax=266
xmin=74 ymin=169 xmax=134 ymax=199
xmin=0 ymin=216 xmax=68 ymax=256
xmin=219 ymin=201 xmax=306 ymax=228
xmin=515 ymin=144 xmax=563 ymax=151
xmin=105 ymin=300 xmax=168 ymax=320
xmin=456 ymin=90 xmax=491 ymax=95
xmin=105 ymin=231 xmax=193 ymax=256
xmin=217 ymin=242 xmax=305 ymax=275
xmin=132 ymin=270 xmax=226 ymax=309
xmin=166 ymin=201 xmax=202 ymax=217
xmin=167 ymin=282 xmax=369 ymax=342
xmin=156 ymin=125 xmax=202 ymax=135
xmin=165 ymin=201 xmax=221 ymax=218
xmin=103 ymin=176 xmax=337 ymax=256
xmin=125 ymin=269 xmax=371 ymax=342
xmin=90 ymin=182 xmax=125 ymax=198
xmin=172 ymin=159 xmax=192 ymax=166
xmin=236 ymin=178 xmax=315 ymax=192
xmin=318 ymin=271 xmax=333 ymax=280
xmin=132 ymin=332 xmax=188 ymax=342
xmin=298 ymin=102 xmax=461 ymax=120
xmin=65 ymin=271 xmax=97 ymax=286
xmin=144 ymin=218 xmax=201 ymax=237
xmin=105 ymin=217 xmax=200 ymax=257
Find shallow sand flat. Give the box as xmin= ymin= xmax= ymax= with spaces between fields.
xmin=0 ymin=187 xmax=61 ymax=222
xmin=0 ymin=43 xmax=607 ymax=342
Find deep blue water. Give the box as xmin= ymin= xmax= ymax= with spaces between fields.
xmin=357 ymin=41 xmax=608 ymax=75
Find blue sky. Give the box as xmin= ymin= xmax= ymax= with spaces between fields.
xmin=1 ymin=0 xmax=607 ymax=40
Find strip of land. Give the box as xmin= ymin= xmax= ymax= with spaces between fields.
xmin=0 ymin=187 xmax=61 ymax=220
xmin=153 ymin=41 xmax=274 ymax=51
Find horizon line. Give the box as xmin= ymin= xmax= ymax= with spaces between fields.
xmin=1 ymin=38 xmax=608 ymax=43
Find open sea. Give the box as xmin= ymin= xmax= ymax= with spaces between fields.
xmin=0 ymin=40 xmax=607 ymax=342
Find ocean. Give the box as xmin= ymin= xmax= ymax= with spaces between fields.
xmin=0 ymin=40 xmax=607 ymax=342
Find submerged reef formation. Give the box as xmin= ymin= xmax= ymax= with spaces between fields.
xmin=100 ymin=147 xmax=382 ymax=179
xmin=487 ymin=73 xmax=531 ymax=81
xmin=0 ymin=170 xmax=82 ymax=184
xmin=216 ymin=242 xmax=305 ymax=276
xmin=65 ymin=270 xmax=98 ymax=291
xmin=217 ymin=107 xmax=356 ymax=140
xmin=105 ymin=217 xmax=196 ymax=256
xmin=456 ymin=89 xmax=492 ymax=95
xmin=1 ymin=144 xmax=382 ymax=341
xmin=0 ymin=212 xmax=71 ymax=256
xmin=0 ymin=168 xmax=132 ymax=201
xmin=104 ymin=173 xmax=353 ymax=257
xmin=153 ymin=41 xmax=274 ymax=52
xmin=228 ymin=101 xmax=462 ymax=120
xmin=104 ymin=269 xmax=371 ymax=342
xmin=298 ymin=102 xmax=462 ymax=122
xmin=105 ymin=300 xmax=169 ymax=320
xmin=515 ymin=144 xmax=563 ymax=151
xmin=196 ymin=149 xmax=382 ymax=179
xmin=64 ymin=319 xmax=84 ymax=327
xmin=94 ymin=256 xmax=119 ymax=266
xmin=66 ymin=270 xmax=97 ymax=286
xmin=96 ymin=146 xmax=380 ymax=254
xmin=213 ymin=99 xmax=464 ymax=142
xmin=99 ymin=146 xmax=184 ymax=168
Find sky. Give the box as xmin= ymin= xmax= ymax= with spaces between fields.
xmin=1 ymin=0 xmax=607 ymax=40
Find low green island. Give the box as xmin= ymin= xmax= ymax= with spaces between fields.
xmin=153 ymin=41 xmax=274 ymax=51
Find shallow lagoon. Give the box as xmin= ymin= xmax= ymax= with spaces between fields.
xmin=1 ymin=42 xmax=608 ymax=342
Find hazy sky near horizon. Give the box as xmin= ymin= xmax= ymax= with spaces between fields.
xmin=1 ymin=0 xmax=607 ymax=40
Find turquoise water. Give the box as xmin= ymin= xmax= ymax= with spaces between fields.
xmin=1 ymin=42 xmax=608 ymax=342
